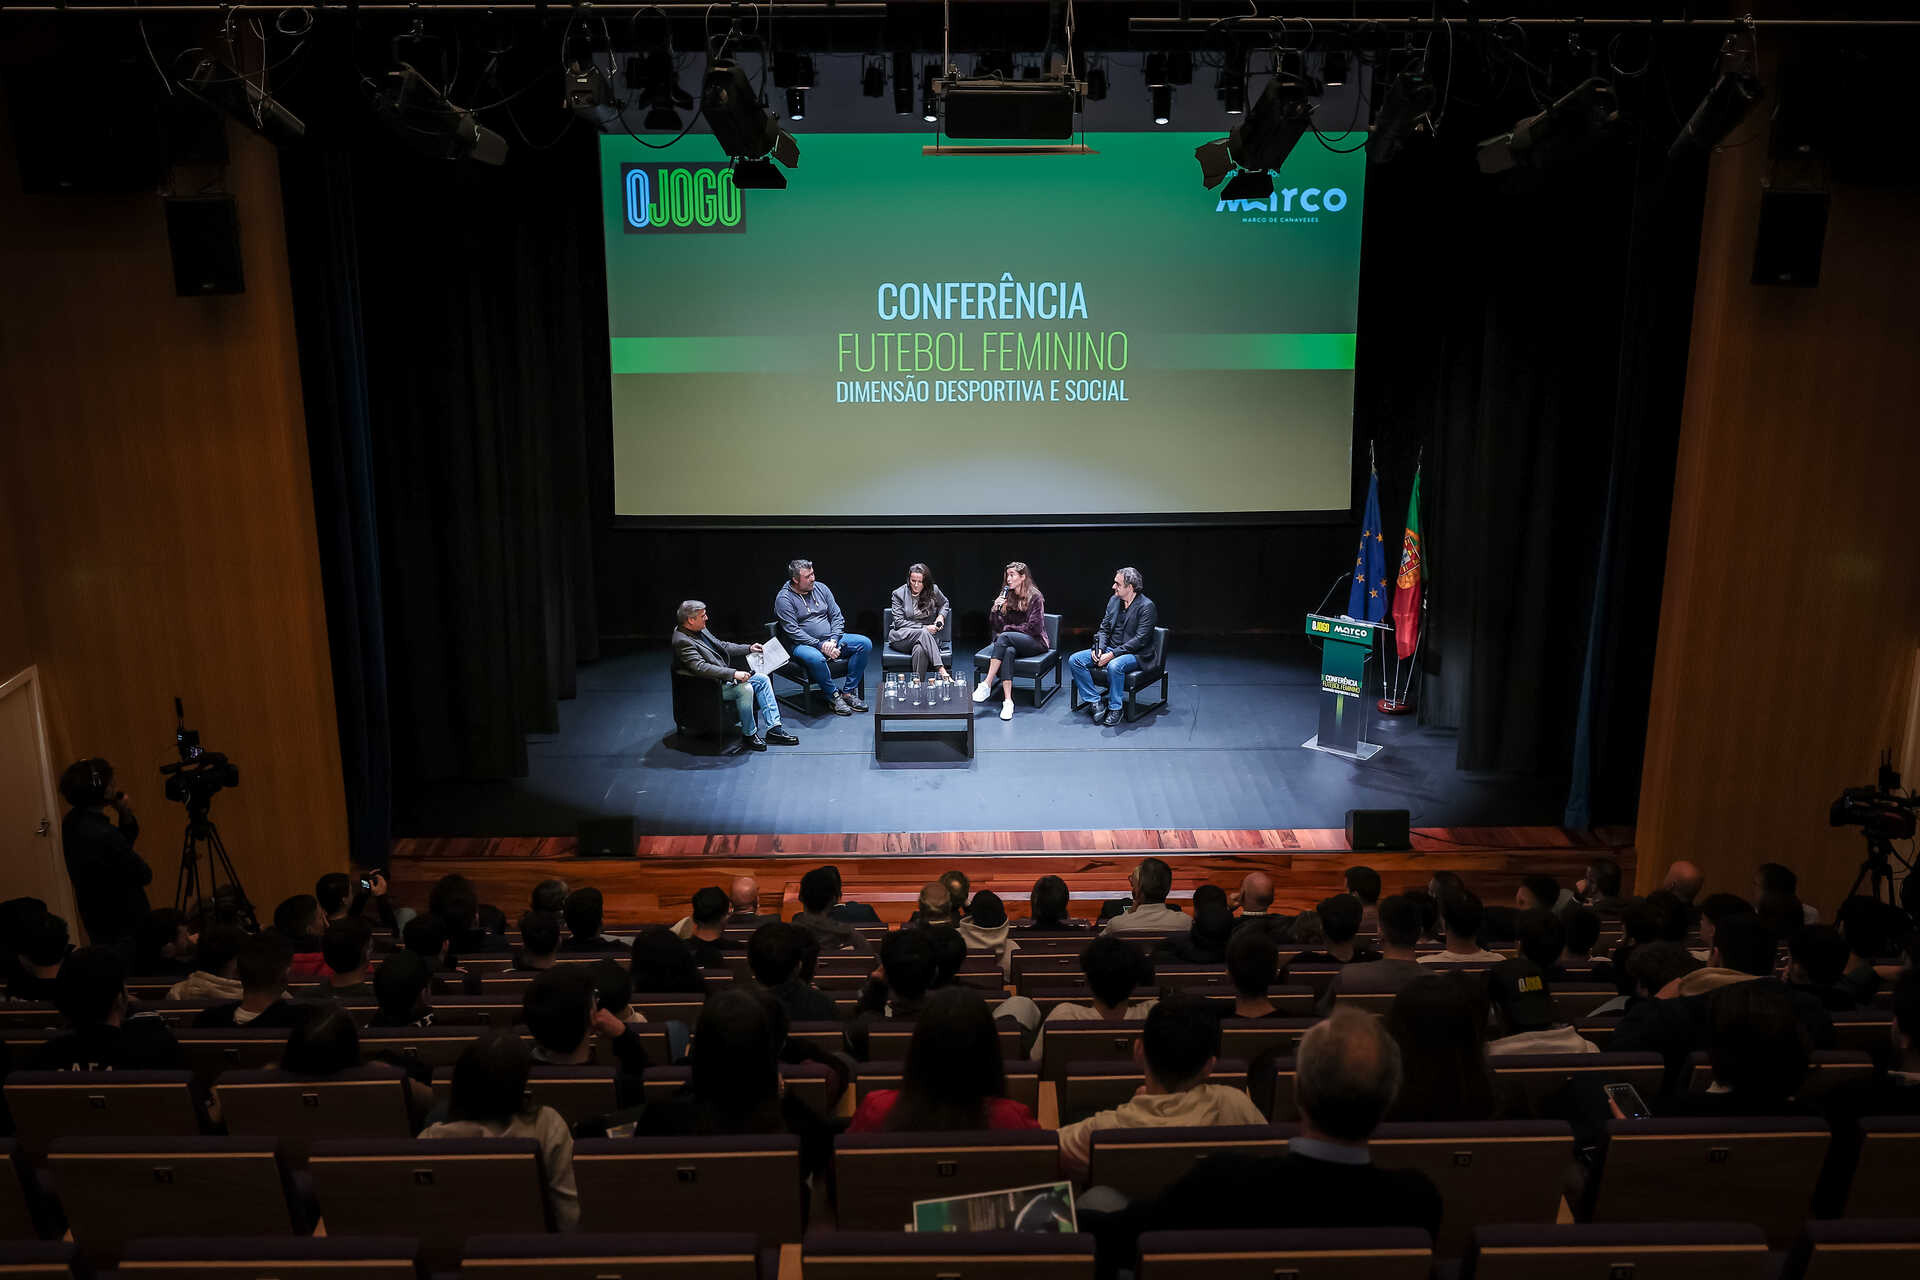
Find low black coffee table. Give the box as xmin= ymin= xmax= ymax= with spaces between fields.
xmin=873 ymin=679 xmax=975 ymax=761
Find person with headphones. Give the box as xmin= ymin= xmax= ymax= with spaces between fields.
xmin=58 ymin=757 xmax=153 ymax=955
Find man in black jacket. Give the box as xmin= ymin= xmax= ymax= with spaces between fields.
xmin=1088 ymin=1006 xmax=1441 ymax=1270
xmin=748 ymin=922 xmax=840 ymax=1023
xmin=33 ymin=946 xmax=180 ymax=1071
xmin=57 ymin=758 xmax=152 ymax=954
xmin=523 ymin=966 xmax=651 ymax=1107
xmin=1068 ymin=567 xmax=1160 ymax=727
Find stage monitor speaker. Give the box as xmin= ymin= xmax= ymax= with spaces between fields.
xmin=1750 ymin=188 xmax=1828 ymax=287
xmin=1345 ymin=808 xmax=1411 ymax=851
xmin=577 ymin=816 xmax=636 ymax=858
xmin=165 ymin=195 xmax=246 ymax=296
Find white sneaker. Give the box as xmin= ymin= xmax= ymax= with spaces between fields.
xmin=1000 ymin=701 xmax=1014 ymax=721
xmin=972 ymin=680 xmax=992 ymax=703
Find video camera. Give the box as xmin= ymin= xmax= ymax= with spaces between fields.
xmin=160 ymin=697 xmax=239 ymax=812
xmin=1829 ymin=756 xmax=1916 ymax=841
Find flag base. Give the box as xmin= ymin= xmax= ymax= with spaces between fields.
xmin=1376 ymin=699 xmax=1415 ymax=716
xmin=1303 ymin=734 xmax=1384 ymax=762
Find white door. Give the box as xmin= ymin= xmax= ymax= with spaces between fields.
xmin=0 ymin=667 xmax=78 ymax=925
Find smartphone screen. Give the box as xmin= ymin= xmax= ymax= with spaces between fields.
xmin=1604 ymin=1082 xmax=1650 ymax=1119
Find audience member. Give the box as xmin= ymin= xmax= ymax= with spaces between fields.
xmin=1326 ymin=894 xmax=1429 ymax=1008
xmin=589 ymin=958 xmax=644 ymax=1027
xmin=530 ymin=878 xmax=569 ymax=915
xmin=163 ymin=924 xmax=244 ymax=1003
xmin=791 ymin=867 xmax=864 ymax=951
xmin=1579 ymin=856 xmax=1634 ymax=917
xmin=1224 ymin=929 xmax=1284 ymax=1019
xmin=1287 ymin=894 xmax=1381 ymax=967
xmin=194 ymin=932 xmax=301 ymax=1028
xmin=1486 ymin=958 xmax=1599 ymax=1055
xmin=685 ymin=888 xmax=739 ymax=969
xmin=1515 ymin=908 xmax=1567 ymax=978
xmin=846 ymin=929 xmax=938 ymax=1059
xmin=1696 ymin=892 xmax=1755 ymax=960
xmin=1756 ymin=890 xmax=1808 ymax=943
xmin=1385 ymin=975 xmax=1501 ymax=1122
xmin=749 ymin=922 xmax=839 ymax=1022
xmin=1639 ymin=890 xmax=1692 ymax=943
xmin=1104 ymin=858 xmax=1185 ymax=935
xmin=1824 ymin=966 xmax=1920 ymax=1121
xmin=1014 ymin=935 xmax=1155 ymax=1061
xmin=1480 ymin=903 xmax=1521 ymax=947
xmin=630 ymin=926 xmax=709 ymax=994
xmin=513 ymin=911 xmax=563 ymax=972
xmin=34 ymin=946 xmax=180 ymax=1070
xmin=1420 ymin=890 xmax=1503 ymax=964
xmin=561 ymin=888 xmax=621 ymax=952
xmin=1405 ymin=887 xmax=1441 ymax=942
xmin=939 ymin=870 xmax=971 ymax=916
xmin=58 ymin=757 xmax=153 ymax=954
xmin=321 ymin=917 xmax=376 ymax=995
xmin=271 ymin=895 xmax=330 ymax=980
xmin=371 ymin=950 xmax=434 ymax=1027
xmin=282 ymin=1001 xmax=361 ymax=1075
xmin=926 ymin=924 xmax=966 ymax=989
xmin=1835 ymin=897 xmax=1897 ymax=1005
xmin=912 ymin=882 xmax=956 ymax=928
xmin=1651 ymin=981 xmax=1814 ymax=1117
xmin=958 ymin=890 xmax=1017 ymax=979
xmin=429 ymin=874 xmax=506 ymax=958
xmin=1755 ymin=862 xmax=1818 ymax=924
xmin=1426 ymin=870 xmax=1465 ymax=903
xmin=10 ymin=911 xmax=70 ymax=1002
xmin=849 ymin=987 xmax=1039 ymax=1132
xmin=1590 ymin=940 xmax=1702 ymax=1017
xmin=1095 ymin=1009 xmax=1442 ymax=1252
xmin=1516 ymin=873 xmax=1570 ymax=915
xmin=522 ymin=967 xmax=650 ymax=1105
xmin=1058 ymin=997 xmax=1266 ymax=1177
xmin=402 ymin=915 xmax=478 ymax=993
xmin=1345 ymin=865 xmax=1383 ymax=936
xmin=1288 ymin=909 xmax=1326 ymax=946
xmin=422 ymin=1032 xmax=579 ymax=1231
xmin=1786 ymin=925 xmax=1856 ymax=1010
xmin=1561 ymin=904 xmax=1603 ymax=967
xmin=638 ymin=987 xmax=836 ymax=1176
xmin=1013 ymin=875 xmax=1088 ymax=932
xmin=1157 ymin=898 xmax=1235 ymax=966
xmin=1662 ymin=860 xmax=1706 ymax=910
xmin=134 ymin=908 xmax=195 ymax=979
xmin=726 ymin=876 xmax=774 ymax=928
xmin=316 ymin=873 xmax=354 ymax=923
xmin=1231 ymin=870 xmax=1292 ymax=943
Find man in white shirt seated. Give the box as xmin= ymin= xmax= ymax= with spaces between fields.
xmin=1102 ymin=858 xmax=1187 ymax=935
xmin=1485 ymin=957 xmax=1600 ymax=1056
xmin=994 ymin=935 xmax=1156 ymax=1061
xmin=1418 ymin=889 xmax=1506 ymax=964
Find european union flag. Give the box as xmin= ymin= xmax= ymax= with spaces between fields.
xmin=1347 ymin=470 xmax=1388 ymax=622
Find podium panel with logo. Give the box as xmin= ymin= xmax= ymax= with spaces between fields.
xmin=1304 ymin=613 xmax=1386 ymax=761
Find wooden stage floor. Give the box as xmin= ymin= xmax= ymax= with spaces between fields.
xmin=390 ymin=825 xmax=1636 ymax=925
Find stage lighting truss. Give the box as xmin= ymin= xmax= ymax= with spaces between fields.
xmin=1669 ymin=34 xmax=1762 ymax=161
xmin=1195 ymin=70 xmax=1321 ymax=192
xmin=1477 ymin=76 xmax=1619 ymax=174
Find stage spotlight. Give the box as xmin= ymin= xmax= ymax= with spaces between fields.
xmin=730 ymin=158 xmax=787 ymax=190
xmin=630 ymin=46 xmax=693 ymax=131
xmin=1146 ymin=52 xmax=1172 ymax=125
xmin=1217 ymin=58 xmax=1246 ymax=115
xmin=702 ymin=57 xmax=799 ymax=174
xmin=921 ymin=64 xmax=941 ymax=123
xmin=1477 ymin=76 xmax=1618 ymax=174
xmin=1220 ymin=168 xmax=1274 ymax=202
xmin=893 ymin=51 xmax=914 ymax=115
xmin=1194 ymin=70 xmax=1319 ymax=190
xmin=773 ymin=52 xmax=814 ymax=121
xmin=1670 ymin=35 xmax=1761 ymax=161
xmin=786 ymin=87 xmax=807 ymax=120
xmin=861 ymin=59 xmax=886 ymax=98
xmin=182 ymin=54 xmax=306 ymax=144
xmin=565 ymin=60 xmax=622 ymax=127
xmin=372 ymin=63 xmax=505 ymax=165
xmin=1086 ymin=63 xmax=1108 ymax=101
xmin=1152 ymin=84 xmax=1172 ymax=126
xmin=1322 ymin=50 xmax=1349 ymax=88
xmin=1367 ymin=64 xmax=1434 ymax=164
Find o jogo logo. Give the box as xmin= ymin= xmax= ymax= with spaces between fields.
xmin=622 ymin=163 xmax=745 ymax=233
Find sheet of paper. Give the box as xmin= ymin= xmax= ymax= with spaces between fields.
xmin=749 ymin=636 xmax=789 ymax=678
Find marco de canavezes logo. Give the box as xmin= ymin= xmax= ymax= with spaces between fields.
xmin=1216 ymin=184 xmax=1350 ymax=224
xmin=623 ymin=163 xmax=745 ymax=233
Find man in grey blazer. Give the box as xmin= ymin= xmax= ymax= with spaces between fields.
xmin=671 ymin=600 xmax=798 ymax=754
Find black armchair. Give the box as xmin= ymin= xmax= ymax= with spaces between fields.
xmin=972 ymin=612 xmax=1064 ymax=707
xmin=764 ymin=622 xmax=866 ymax=714
xmin=1070 ymin=626 xmax=1171 ymax=722
xmin=670 ymin=667 xmax=733 ymax=743
xmin=880 ymin=608 xmax=953 ymax=675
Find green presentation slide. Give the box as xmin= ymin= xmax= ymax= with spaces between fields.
xmin=599 ymin=131 xmax=1366 ymax=520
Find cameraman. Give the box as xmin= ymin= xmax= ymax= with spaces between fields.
xmin=58 ymin=757 xmax=153 ymax=956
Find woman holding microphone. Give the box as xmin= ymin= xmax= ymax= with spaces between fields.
xmin=887 ymin=562 xmax=952 ymax=681
xmin=973 ymin=561 xmax=1048 ymax=721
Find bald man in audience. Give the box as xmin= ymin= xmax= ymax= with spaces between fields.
xmin=727 ymin=877 xmax=775 ymax=928
xmin=1231 ymin=871 xmax=1292 ymax=943
xmin=1663 ymin=861 xmax=1705 ymax=911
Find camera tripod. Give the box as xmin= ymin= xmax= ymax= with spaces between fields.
xmin=1845 ymin=831 xmax=1914 ymax=909
xmin=174 ymin=806 xmax=256 ymax=928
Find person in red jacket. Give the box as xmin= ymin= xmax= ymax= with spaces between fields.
xmin=850 ymin=986 xmax=1039 ymax=1132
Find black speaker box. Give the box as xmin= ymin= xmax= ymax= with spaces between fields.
xmin=1751 ymin=188 xmax=1829 ymax=288
xmin=1345 ymin=808 xmax=1411 ymax=851
xmin=577 ymin=816 xmax=636 ymax=858
xmin=164 ymin=196 xmax=245 ymax=296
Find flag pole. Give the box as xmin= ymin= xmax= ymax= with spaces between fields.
xmin=1378 ymin=449 xmax=1422 ymax=716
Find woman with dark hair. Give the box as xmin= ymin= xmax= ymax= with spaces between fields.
xmin=888 ymin=563 xmax=951 ymax=680
xmin=421 ymin=1031 xmax=578 ymax=1231
xmin=973 ymin=561 xmax=1048 ymax=722
xmin=1158 ymin=900 xmax=1235 ymax=966
xmin=849 ymin=987 xmax=1039 ymax=1132
xmin=282 ymin=1002 xmax=360 ymax=1074
xmin=1016 ymin=875 xmax=1088 ymax=932
xmin=638 ymin=988 xmax=838 ymax=1175
xmin=630 ymin=925 xmax=709 ymax=994
xmin=1384 ymin=975 xmax=1502 ymax=1123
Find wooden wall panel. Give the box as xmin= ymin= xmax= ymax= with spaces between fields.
xmin=0 ymin=499 xmax=28 ymax=680
xmin=0 ymin=105 xmax=350 ymax=919
xmin=1635 ymin=63 xmax=1920 ymax=911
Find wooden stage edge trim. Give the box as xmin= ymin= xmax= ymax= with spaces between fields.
xmin=393 ymin=825 xmax=1635 ymax=862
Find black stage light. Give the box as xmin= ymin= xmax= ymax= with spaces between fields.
xmin=565 ymin=61 xmax=621 ymax=126
xmin=893 ymin=51 xmax=914 ymax=115
xmin=1086 ymin=63 xmax=1108 ymax=101
xmin=1477 ymin=76 xmax=1617 ymax=174
xmin=862 ymin=60 xmax=886 ymax=97
xmin=182 ymin=55 xmax=306 ymax=144
xmin=1146 ymin=52 xmax=1171 ymax=125
xmin=372 ymin=63 xmax=506 ymax=165
xmin=1194 ymin=70 xmax=1319 ymax=190
xmin=1219 ymin=168 xmax=1274 ymax=202
xmin=731 ymin=158 xmax=787 ymax=190
xmin=921 ymin=64 xmax=941 ymax=123
xmin=702 ymin=58 xmax=799 ymax=172
xmin=631 ymin=47 xmax=693 ymax=131
xmin=1322 ymin=50 xmax=1349 ymax=88
xmin=1152 ymin=84 xmax=1172 ymax=126
xmin=1368 ymin=65 xmax=1433 ymax=164
xmin=1167 ymin=50 xmax=1193 ymax=85
xmin=787 ymin=86 xmax=807 ymax=120
xmin=1217 ymin=58 xmax=1246 ymax=116
xmin=1670 ymin=35 xmax=1761 ymax=161
xmin=772 ymin=52 xmax=815 ymax=90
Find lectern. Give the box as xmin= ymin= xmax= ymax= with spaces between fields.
xmin=1304 ymin=613 xmax=1386 ymax=761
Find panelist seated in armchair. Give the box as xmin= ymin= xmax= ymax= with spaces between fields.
xmin=671 ymin=600 xmax=798 ymax=754
xmin=1069 ymin=566 xmax=1159 ymax=727
xmin=774 ymin=558 xmax=871 ymax=715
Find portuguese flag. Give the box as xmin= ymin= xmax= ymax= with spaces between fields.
xmin=1391 ymin=470 xmax=1423 ymax=660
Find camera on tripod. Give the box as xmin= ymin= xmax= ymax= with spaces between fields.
xmin=161 ymin=698 xmax=239 ymax=813
xmin=1829 ymin=751 xmax=1917 ymax=910
xmin=162 ymin=698 xmax=252 ymax=925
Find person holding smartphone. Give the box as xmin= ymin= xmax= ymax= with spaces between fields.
xmin=58 ymin=757 xmax=152 ymax=956
xmin=973 ymin=561 xmax=1048 ymax=721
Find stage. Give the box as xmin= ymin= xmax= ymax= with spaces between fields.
xmin=395 ymin=641 xmax=1575 ymax=840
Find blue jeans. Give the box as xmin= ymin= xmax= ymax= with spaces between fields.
xmin=792 ymin=633 xmax=871 ymax=696
xmin=1069 ymin=649 xmax=1140 ymax=709
xmin=721 ymin=673 xmax=779 ymax=736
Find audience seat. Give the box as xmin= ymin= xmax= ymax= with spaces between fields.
xmin=350 ymin=1025 xmax=491 ymax=1069
xmin=804 ymin=1230 xmax=1093 ymax=1279
xmin=1067 ymin=625 xmax=1171 ymax=722
xmin=856 ymin=1061 xmax=1041 ymax=1113
xmin=1137 ymin=1227 xmax=1432 ymax=1280
xmin=0 ymin=1007 xmax=62 ymax=1032
xmin=116 ymin=1235 xmax=419 ymax=1278
xmin=1058 ymin=1060 xmax=1249 ymax=1126
xmin=1682 ymin=1050 xmax=1874 ymax=1099
xmin=1587 ymin=1117 xmax=1829 ymax=1247
xmin=572 ymin=1136 xmax=804 ymax=1242
xmin=867 ymin=1025 xmax=1025 ymax=1062
xmin=1829 ymin=1011 xmax=1893 ymax=1053
xmin=1367 ymin=1120 xmax=1574 ymax=1256
xmin=1218 ymin=1018 xmax=1316 ymax=1065
xmin=461 ymin=1231 xmax=765 ymax=1278
xmin=1488 ymin=1052 xmax=1666 ymax=1115
xmin=47 ymin=1137 xmax=295 ymax=1266
xmin=1039 ymin=1024 xmax=1147 ymax=1081
xmin=785 ymin=1021 xmax=848 ymax=1059
xmin=1460 ymin=1222 xmax=1769 ymax=1280
xmin=1795 ymin=1219 xmax=1920 ymax=1280
xmin=641 ymin=1064 xmax=836 ymax=1118
xmin=880 ymin=607 xmax=953 ymax=677
xmin=0 ymin=1242 xmax=77 ymax=1279
xmin=5 ymin=1072 xmax=200 ymax=1157
xmin=1548 ymin=984 xmax=1623 ymax=1024
xmin=174 ymin=1029 xmax=307 ymax=1081
xmin=832 ymin=1131 xmax=1062 ymax=1231
xmin=214 ymin=1067 xmax=414 ymax=1160
xmin=1084 ymin=1125 xmax=1285 ymax=1201
xmin=1153 ymin=965 xmax=1236 ymax=994
xmin=0 ymin=1141 xmax=38 ymax=1240
xmin=630 ymin=996 xmax=710 ymax=1025
xmin=972 ymin=612 xmax=1064 ymax=707
xmin=671 ymin=667 xmax=734 ymax=743
xmin=307 ymin=1138 xmax=548 ymax=1266
xmin=1839 ymin=1116 xmax=1920 ymax=1218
